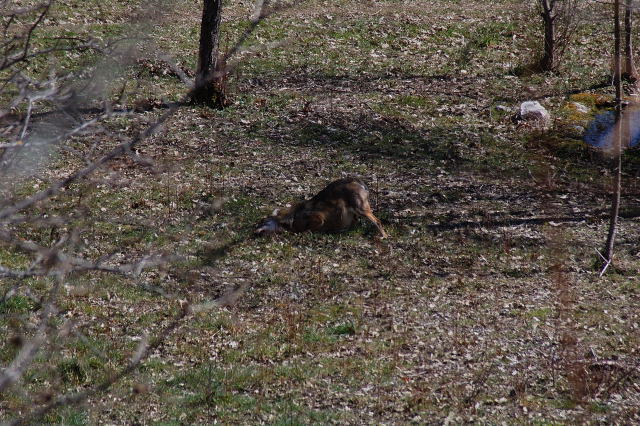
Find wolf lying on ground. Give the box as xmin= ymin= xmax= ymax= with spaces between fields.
xmin=254 ymin=177 xmax=387 ymax=238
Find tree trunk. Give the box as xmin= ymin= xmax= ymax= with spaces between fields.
xmin=192 ymin=0 xmax=225 ymax=108
xmin=623 ymin=0 xmax=639 ymax=82
xmin=539 ymin=0 xmax=557 ymax=71
xmin=603 ymin=0 xmax=623 ymax=267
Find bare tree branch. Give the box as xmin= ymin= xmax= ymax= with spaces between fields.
xmin=0 ymin=1 xmax=283 ymax=422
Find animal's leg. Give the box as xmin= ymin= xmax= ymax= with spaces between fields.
xmin=355 ymin=200 xmax=387 ymax=237
xmin=362 ymin=210 xmax=387 ymax=238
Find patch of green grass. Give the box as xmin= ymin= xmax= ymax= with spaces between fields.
xmin=24 ymin=20 xmax=127 ymax=78
xmin=194 ymin=311 xmax=236 ymax=332
xmin=43 ymin=407 xmax=89 ymax=426
xmin=137 ymin=357 xmax=168 ymax=375
xmin=160 ymin=355 xmax=382 ymax=423
xmin=259 ymin=272 xmax=290 ymax=287
xmin=396 ymin=94 xmax=431 ymax=109
xmin=503 ymin=267 xmax=529 ymax=278
xmin=328 ymin=21 xmax=380 ymax=50
xmin=373 ymin=95 xmax=438 ymax=122
xmin=269 ymin=401 xmax=339 ymax=425
xmin=327 ymin=321 xmax=356 ymax=336
xmin=0 ymin=333 xmax=22 ymax=364
xmin=301 ymin=327 xmax=331 ymax=344
xmin=552 ymin=396 xmax=578 ymax=410
xmin=57 ymin=359 xmax=88 ymax=385
xmin=160 ymin=364 xmax=264 ymax=421
xmin=0 ymin=295 xmax=36 ymax=314
xmin=68 ymin=335 xmax=123 ymax=366
xmin=527 ymin=307 xmax=553 ymax=320
xmin=88 ymin=274 xmax=153 ymax=303
xmin=457 ymin=21 xmax=516 ymax=65
xmin=223 ymin=196 xmax=265 ymax=228
xmin=228 ymin=333 xmax=300 ymax=363
xmin=51 ymin=0 xmax=145 ymax=21
xmin=589 ymin=402 xmax=610 ymax=414
xmin=618 ymin=279 xmax=640 ymax=295
xmin=0 ymin=248 xmax=32 ymax=270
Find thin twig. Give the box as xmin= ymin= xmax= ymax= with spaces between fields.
xmin=595 ymin=248 xmax=611 ymax=277
xmin=18 ymin=98 xmax=32 ymax=140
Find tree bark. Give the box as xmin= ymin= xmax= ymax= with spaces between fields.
xmin=603 ymin=0 xmax=623 ymax=267
xmin=539 ymin=0 xmax=557 ymax=71
xmin=623 ymin=0 xmax=638 ymax=82
xmin=192 ymin=0 xmax=225 ymax=107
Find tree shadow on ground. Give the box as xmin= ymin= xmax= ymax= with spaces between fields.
xmin=258 ymin=108 xmax=478 ymax=165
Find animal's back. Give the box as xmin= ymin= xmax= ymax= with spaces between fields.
xmin=309 ymin=178 xmax=368 ymax=206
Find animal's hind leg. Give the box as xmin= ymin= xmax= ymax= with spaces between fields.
xmin=363 ymin=211 xmax=388 ymax=238
xmin=356 ymin=203 xmax=387 ymax=238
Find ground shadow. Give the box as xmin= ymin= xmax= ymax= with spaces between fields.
xmin=253 ymin=107 xmax=480 ymax=166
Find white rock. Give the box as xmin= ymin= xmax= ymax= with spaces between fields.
xmin=519 ymin=101 xmax=551 ymax=129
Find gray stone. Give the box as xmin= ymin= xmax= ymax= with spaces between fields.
xmin=518 ymin=101 xmax=551 ymax=129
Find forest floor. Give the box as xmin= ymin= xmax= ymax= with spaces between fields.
xmin=2 ymin=0 xmax=640 ymax=424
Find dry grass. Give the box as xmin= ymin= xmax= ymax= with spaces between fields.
xmin=1 ymin=0 xmax=640 ymax=424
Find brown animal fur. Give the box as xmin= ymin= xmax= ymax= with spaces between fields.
xmin=254 ymin=178 xmax=387 ymax=238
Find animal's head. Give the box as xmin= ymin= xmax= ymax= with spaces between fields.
xmin=253 ymin=209 xmax=293 ymax=236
